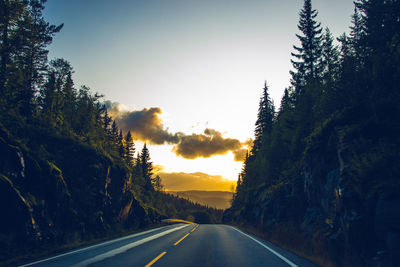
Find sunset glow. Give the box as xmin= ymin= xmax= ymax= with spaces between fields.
xmin=43 ymin=0 xmax=354 ymax=187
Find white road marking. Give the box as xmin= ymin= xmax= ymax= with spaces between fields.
xmin=71 ymin=224 xmax=189 ymax=267
xmin=20 ymin=224 xmax=188 ymax=267
xmin=231 ymin=227 xmax=298 ymax=267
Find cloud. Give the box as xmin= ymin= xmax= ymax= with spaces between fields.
xmin=158 ymin=172 xmax=236 ymax=192
xmin=103 ymin=100 xmax=128 ymax=117
xmin=232 ymin=148 xmax=248 ymax=162
xmin=173 ymin=129 xmax=251 ymax=161
xmin=153 ymin=164 xmax=165 ymax=173
xmin=104 ymin=101 xmax=180 ymax=145
xmin=104 ymin=101 xmax=252 ymax=160
xmin=232 ymin=139 xmax=253 ymax=161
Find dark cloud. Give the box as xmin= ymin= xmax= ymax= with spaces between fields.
xmin=104 ymin=101 xmax=251 ymax=160
xmin=232 ymin=138 xmax=253 ymax=161
xmin=173 ymin=128 xmax=240 ymax=159
xmin=103 ymin=100 xmax=121 ymax=117
xmin=173 ymin=128 xmax=250 ymax=161
xmin=116 ymin=107 xmax=181 ymax=144
xmin=104 ymin=101 xmax=180 ymax=145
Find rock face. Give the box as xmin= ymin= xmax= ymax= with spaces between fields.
xmin=224 ymin=117 xmax=400 ymax=266
xmin=301 ymin=123 xmax=400 ymax=266
xmin=0 ymin=126 xmax=156 ymax=262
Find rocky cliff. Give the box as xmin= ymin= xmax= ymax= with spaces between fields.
xmin=224 ymin=110 xmax=400 ymax=266
xmin=0 ymin=124 xmax=160 ymax=264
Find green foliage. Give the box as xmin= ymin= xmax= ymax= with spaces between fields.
xmin=228 ymin=0 xmax=400 ymax=265
xmin=252 ymin=81 xmax=275 ymax=156
xmin=290 ymin=0 xmax=323 ymax=91
xmin=0 ymin=2 xmax=222 ymax=264
xmin=0 ymin=0 xmax=63 ymax=116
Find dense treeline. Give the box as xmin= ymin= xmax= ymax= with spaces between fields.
xmin=225 ymin=0 xmax=400 ymax=266
xmin=0 ymin=1 xmax=221 ymax=265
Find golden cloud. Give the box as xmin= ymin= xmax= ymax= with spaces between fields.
xmin=153 ymin=164 xmax=165 ymax=173
xmin=172 ymin=128 xmax=241 ymax=159
xmin=104 ymin=101 xmax=252 ymax=161
xmin=173 ymin=129 xmax=251 ymax=161
xmin=232 ymin=139 xmax=253 ymax=161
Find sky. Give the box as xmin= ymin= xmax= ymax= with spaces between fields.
xmin=43 ymin=0 xmax=355 ymax=190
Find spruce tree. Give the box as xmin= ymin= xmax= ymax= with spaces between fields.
xmin=111 ymin=121 xmax=118 ymax=142
xmin=153 ymin=175 xmax=163 ymax=191
xmin=349 ymin=6 xmax=364 ymax=50
xmin=355 ymin=0 xmax=400 ymax=53
xmin=140 ymin=144 xmax=154 ymax=191
xmin=39 ymin=71 xmax=57 ymax=126
xmin=321 ymin=27 xmax=339 ymax=83
xmin=62 ymin=72 xmax=76 ymax=128
xmin=252 ymin=81 xmax=275 ymax=155
xmin=279 ymin=88 xmax=291 ymax=114
xmin=15 ymin=0 xmax=63 ymax=116
xmin=0 ymin=0 xmax=21 ymax=106
xmin=103 ymin=110 xmax=111 ymax=132
xmin=290 ymin=0 xmax=323 ymax=93
xmin=125 ymin=131 xmax=135 ymax=164
xmin=337 ymin=33 xmax=351 ymax=62
xmin=118 ymin=129 xmax=124 ymax=157
xmin=0 ymin=0 xmax=63 ymax=116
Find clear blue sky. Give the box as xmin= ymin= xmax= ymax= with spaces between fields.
xmin=43 ymin=0 xmax=355 ymax=182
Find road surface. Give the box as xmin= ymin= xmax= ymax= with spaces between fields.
xmin=20 ymin=224 xmax=318 ymax=267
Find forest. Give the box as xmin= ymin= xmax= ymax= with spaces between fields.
xmin=0 ymin=1 xmax=221 ymax=265
xmin=224 ymin=0 xmax=400 ymax=266
xmin=1 ymin=0 xmax=400 ymax=266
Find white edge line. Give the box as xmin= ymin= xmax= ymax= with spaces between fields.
xmin=19 ymin=224 xmax=186 ymax=267
xmin=71 ymin=224 xmax=189 ymax=267
xmin=232 ymin=227 xmax=298 ymax=267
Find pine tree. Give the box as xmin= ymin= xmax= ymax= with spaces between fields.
xmin=0 ymin=0 xmax=62 ymax=116
xmin=125 ymin=131 xmax=135 ymax=164
xmin=118 ymin=129 xmax=124 ymax=157
xmin=347 ymin=5 xmax=367 ymax=69
xmin=133 ymin=152 xmax=143 ymax=181
xmin=49 ymin=58 xmax=71 ymax=81
xmin=290 ymin=0 xmax=323 ymax=93
xmin=140 ymin=144 xmax=154 ymax=191
xmin=252 ymin=81 xmax=275 ymax=155
xmin=62 ymin=72 xmax=76 ymax=128
xmin=0 ymin=0 xmax=21 ymax=106
xmin=103 ymin=110 xmax=112 ymax=132
xmin=41 ymin=58 xmax=75 ymax=128
xmin=279 ymin=88 xmax=291 ymax=113
xmin=349 ymin=6 xmax=364 ymax=50
xmin=153 ymin=175 xmax=163 ymax=191
xmin=337 ymin=33 xmax=351 ymax=62
xmin=238 ymin=151 xmax=250 ymax=185
xmin=111 ymin=121 xmax=118 ymax=142
xmin=321 ymin=27 xmax=339 ymax=84
xmin=354 ymin=0 xmax=400 ymax=104
xmin=15 ymin=0 xmax=63 ymax=116
xmin=39 ymin=71 xmax=57 ymax=126
xmin=355 ymin=0 xmax=400 ymax=53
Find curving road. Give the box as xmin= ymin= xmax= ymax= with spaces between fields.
xmin=20 ymin=224 xmax=318 ymax=267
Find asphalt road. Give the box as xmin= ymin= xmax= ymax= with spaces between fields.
xmin=20 ymin=224 xmax=319 ymax=267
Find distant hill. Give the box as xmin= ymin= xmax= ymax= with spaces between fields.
xmin=167 ymin=190 xmax=234 ymax=210
xmin=158 ymin=172 xmax=236 ymax=192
